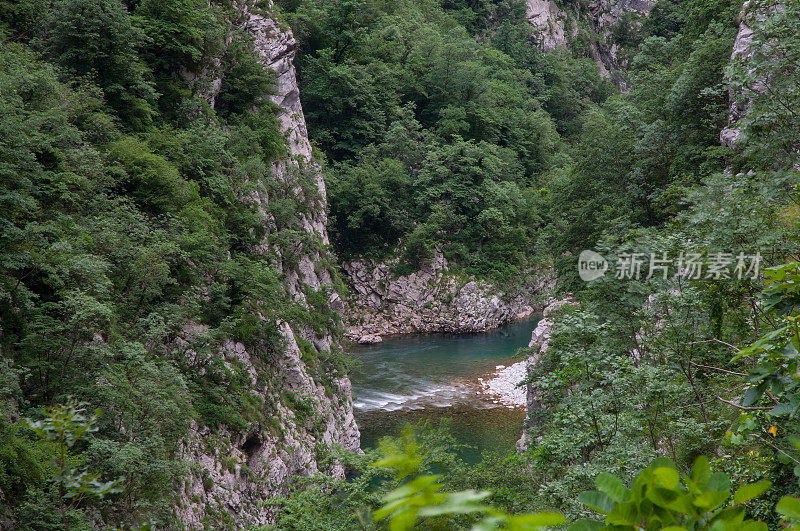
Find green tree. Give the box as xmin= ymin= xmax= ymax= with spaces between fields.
xmin=135 ymin=0 xmax=217 ymax=116
xmin=24 ymin=400 xmax=122 ymax=530
xmin=328 ymin=157 xmax=412 ymax=255
xmin=43 ymin=0 xmax=155 ymax=128
xmin=373 ymin=427 xmax=566 ymax=530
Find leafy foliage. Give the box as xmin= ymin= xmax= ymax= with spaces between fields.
xmin=24 ymin=400 xmax=123 ymax=528
xmin=372 ymin=427 xmax=567 ymax=530
xmin=726 ymin=262 xmax=800 ymax=479
xmin=2 ymin=0 xmax=800 ymax=527
xmin=0 ymin=0 xmax=346 ymax=526
xmin=571 ymin=456 xmax=770 ymax=530
xmin=43 ymin=0 xmax=156 ymax=129
xmin=287 ymin=0 xmax=578 ymax=277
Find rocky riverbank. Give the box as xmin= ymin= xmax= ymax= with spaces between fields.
xmin=341 ymin=252 xmax=554 ymax=343
xmin=479 ymin=362 xmax=528 ymax=408
xmin=478 ymin=299 xmax=574 ymax=411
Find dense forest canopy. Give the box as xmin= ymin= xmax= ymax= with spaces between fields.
xmin=1 ymin=0 xmax=800 ymax=528
xmin=284 ymin=0 xmax=609 ymax=277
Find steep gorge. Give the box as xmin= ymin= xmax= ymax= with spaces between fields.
xmin=3 ymin=0 xmax=798 ymax=526
xmin=336 ymin=0 xmax=661 ymax=340
xmin=517 ymin=0 xmax=779 ymax=450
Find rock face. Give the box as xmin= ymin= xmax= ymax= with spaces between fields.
xmin=177 ymin=326 xmax=359 ymax=527
xmin=175 ymin=4 xmax=359 ymax=527
xmin=721 ymin=1 xmax=760 ymax=148
xmin=517 ymin=298 xmax=575 ymax=451
xmin=526 ymin=0 xmax=656 ymax=88
xmin=341 ymin=252 xmax=554 ymax=342
xmin=721 ymin=1 xmax=798 ymax=173
xmin=526 ymin=0 xmax=572 ymax=51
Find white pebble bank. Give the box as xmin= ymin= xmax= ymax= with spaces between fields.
xmin=480 ymin=361 xmax=527 ymax=408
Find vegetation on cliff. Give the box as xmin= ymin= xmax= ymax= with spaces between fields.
xmin=1 ymin=0 xmax=800 ymax=527
xmin=274 ymin=0 xmax=800 ymax=528
xmin=0 ymin=0 xmax=345 ymax=527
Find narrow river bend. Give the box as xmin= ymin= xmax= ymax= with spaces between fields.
xmin=349 ymin=317 xmax=539 ymax=462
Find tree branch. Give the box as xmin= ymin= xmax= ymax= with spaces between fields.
xmin=689 ymin=361 xmax=747 ymax=377
xmin=688 ymin=338 xmax=740 ymax=351
xmin=716 ymin=396 xmax=772 ymax=411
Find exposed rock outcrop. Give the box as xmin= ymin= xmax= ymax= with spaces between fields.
xmin=721 ymin=1 xmax=798 ymax=172
xmin=341 ymin=252 xmax=554 ymax=342
xmin=177 ymin=326 xmax=359 ymax=527
xmin=526 ymin=0 xmax=572 ymax=51
xmin=721 ymin=1 xmax=760 ymax=148
xmin=175 ymin=4 xmax=359 ymax=526
xmin=719 ymin=2 xmax=754 ymax=148
xmin=526 ymin=0 xmax=656 ymax=88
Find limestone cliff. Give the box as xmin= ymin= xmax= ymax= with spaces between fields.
xmin=342 ymin=252 xmax=554 ymax=343
xmin=526 ymin=0 xmax=573 ymax=51
xmin=721 ymin=0 xmax=760 ymax=148
xmin=174 ymin=4 xmax=359 ymax=527
xmin=526 ymin=0 xmax=657 ymax=88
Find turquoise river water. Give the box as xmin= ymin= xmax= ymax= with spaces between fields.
xmin=349 ymin=317 xmax=539 ymax=463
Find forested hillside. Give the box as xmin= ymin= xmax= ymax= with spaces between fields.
xmin=274 ymin=0 xmax=800 ymax=528
xmin=289 ymin=0 xmax=609 ymax=278
xmin=0 ymin=0 xmax=360 ymax=527
xmin=1 ymin=0 xmax=800 ymax=528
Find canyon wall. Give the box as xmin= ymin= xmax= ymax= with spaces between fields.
xmin=175 ymin=5 xmax=359 ymax=526
xmin=721 ymin=0 xmax=762 ymax=149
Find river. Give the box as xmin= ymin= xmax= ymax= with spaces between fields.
xmin=349 ymin=317 xmax=539 ymax=462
